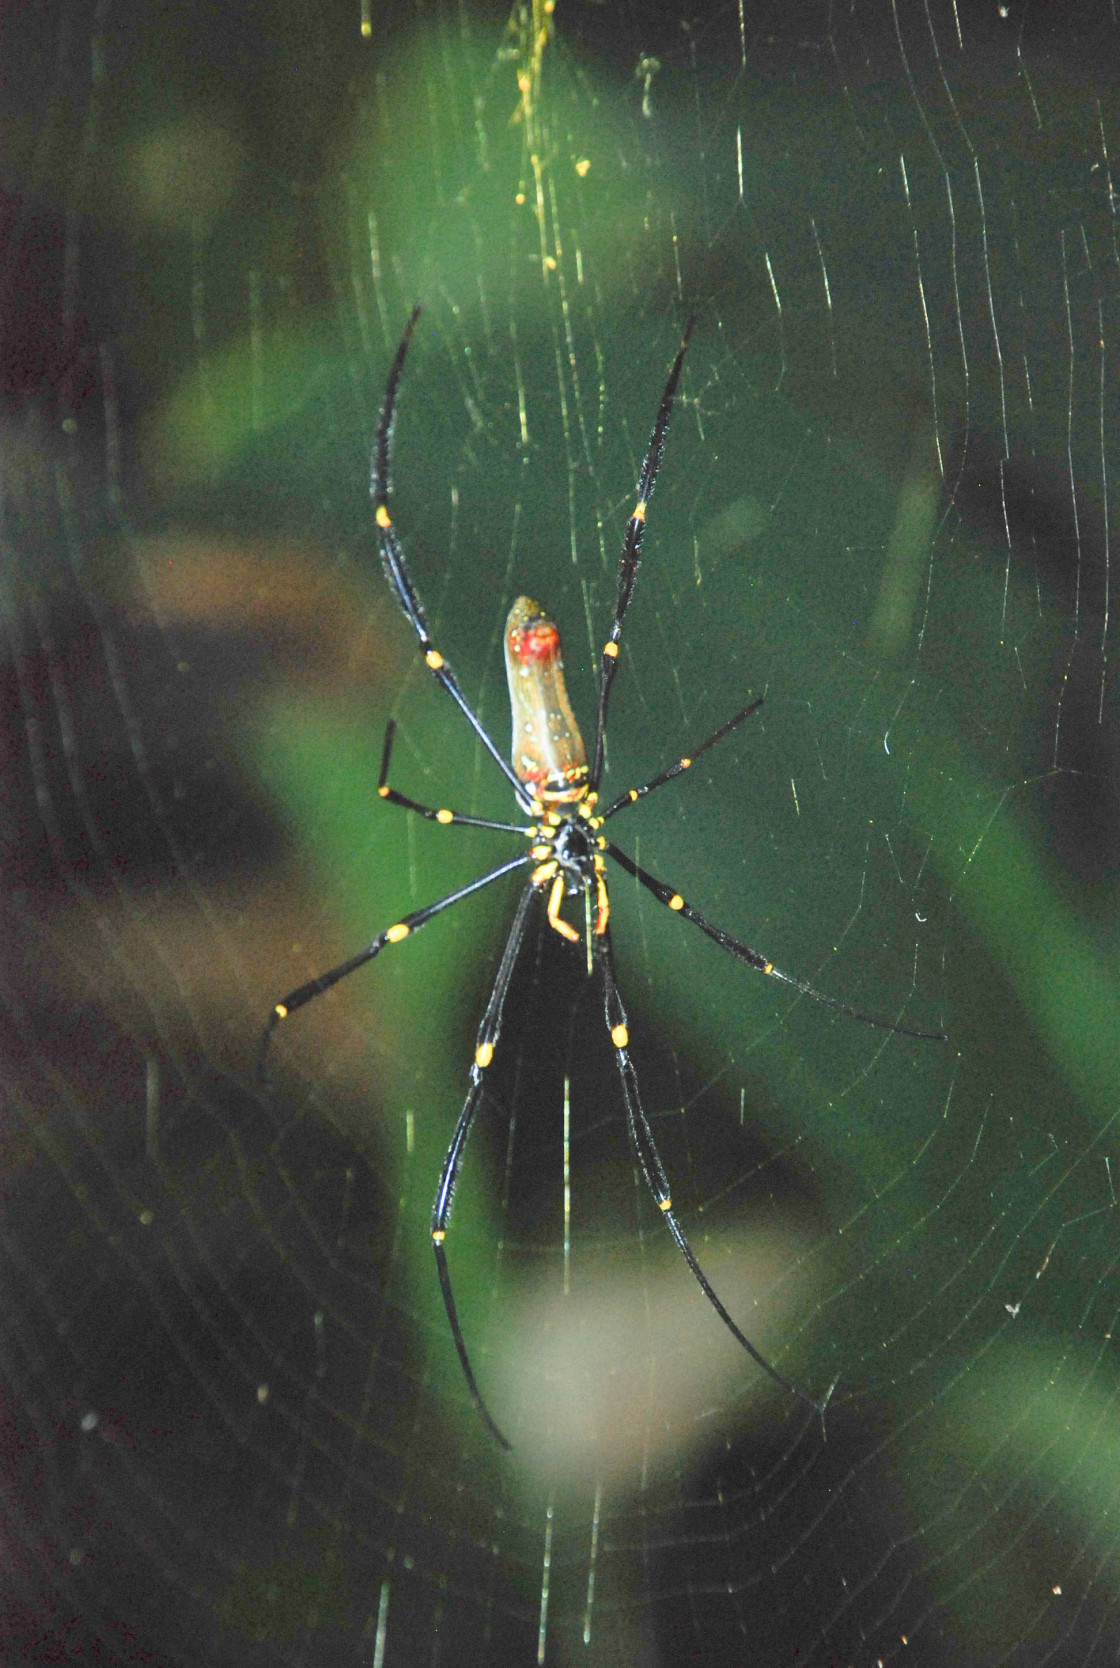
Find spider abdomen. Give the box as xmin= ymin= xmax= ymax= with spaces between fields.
xmin=504 ymin=596 xmax=588 ymax=801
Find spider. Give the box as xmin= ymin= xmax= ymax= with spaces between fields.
xmin=260 ymin=306 xmax=946 ymax=1449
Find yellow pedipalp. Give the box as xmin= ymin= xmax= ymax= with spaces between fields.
xmin=546 ymin=874 xmax=579 ymax=942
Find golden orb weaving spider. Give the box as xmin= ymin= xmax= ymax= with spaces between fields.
xmin=260 ymin=306 xmax=946 ymax=1449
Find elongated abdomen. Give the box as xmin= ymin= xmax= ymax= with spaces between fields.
xmin=504 ymin=596 xmax=588 ymax=799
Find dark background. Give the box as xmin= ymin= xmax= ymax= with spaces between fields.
xmin=3 ymin=2 xmax=1119 ymax=1663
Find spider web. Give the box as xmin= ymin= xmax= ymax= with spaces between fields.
xmin=3 ymin=1 xmax=1120 ymax=1662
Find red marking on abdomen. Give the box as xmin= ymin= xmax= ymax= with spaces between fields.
xmin=510 ymin=620 xmax=560 ymax=664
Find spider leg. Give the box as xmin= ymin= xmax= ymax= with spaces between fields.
xmin=604 ymin=841 xmax=947 ymax=1041
xmin=377 ymin=719 xmax=534 ymax=835
xmin=431 ymin=881 xmax=540 ymax=1451
xmin=372 ymin=307 xmax=534 ymax=813
xmin=594 ymin=926 xmax=824 ymax=1415
xmin=600 ymin=697 xmax=764 ymax=822
xmin=589 ymin=316 xmax=696 ymax=791
xmin=257 ymin=851 xmax=533 ymax=1082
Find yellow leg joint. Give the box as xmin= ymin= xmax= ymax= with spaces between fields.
xmin=668 ymin=894 xmax=684 ymax=911
xmin=475 ymin=1041 xmax=494 ymax=1068
xmin=375 ymin=505 xmax=391 ymax=529
xmin=387 ymin=923 xmax=410 ymax=942
xmin=273 ymin=1003 xmax=288 ymax=1020
xmin=425 ymin=648 xmax=444 ymax=670
xmin=611 ymin=1022 xmax=628 ymax=1048
xmin=658 ymin=1196 xmax=672 ymax=1213
xmin=432 ymin=1228 xmax=445 ymax=1244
